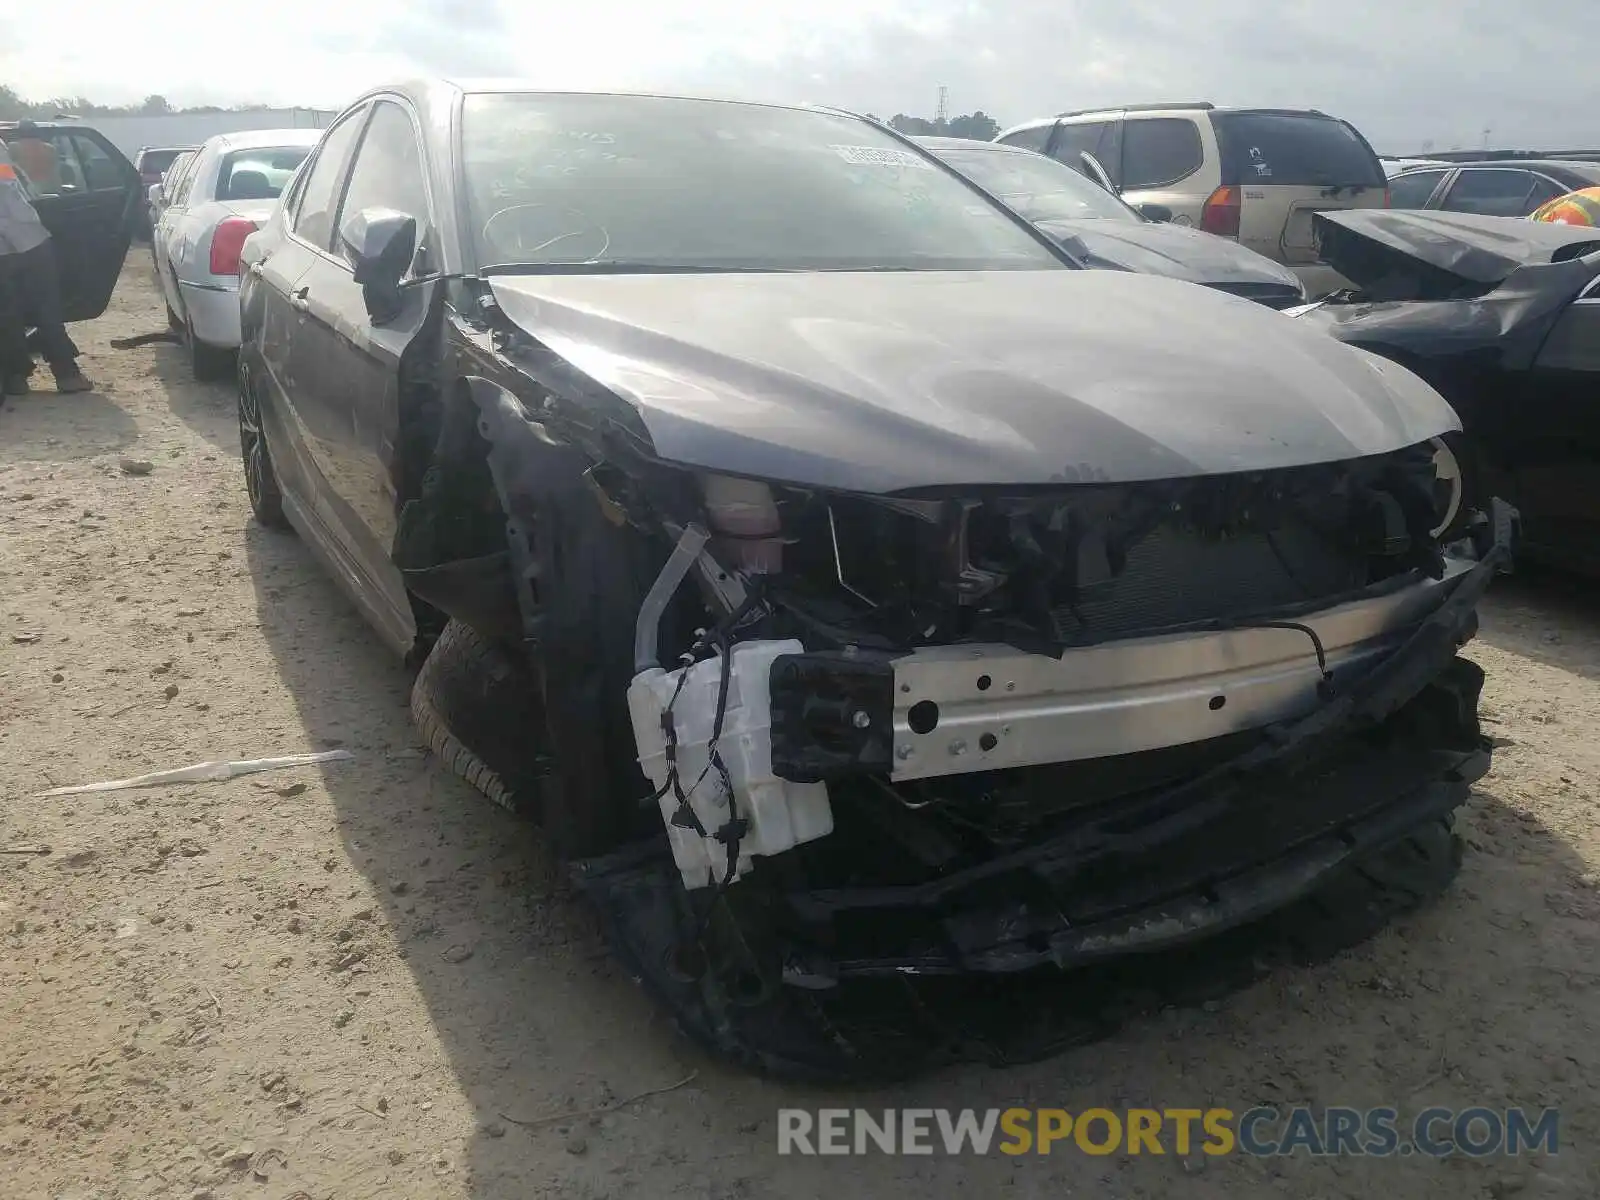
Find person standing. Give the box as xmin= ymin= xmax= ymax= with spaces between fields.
xmin=0 ymin=136 xmax=93 ymax=396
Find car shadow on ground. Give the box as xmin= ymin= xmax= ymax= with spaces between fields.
xmin=1479 ymin=562 xmax=1600 ymax=683
xmin=146 ymin=340 xmax=240 ymax=455
xmin=0 ymin=388 xmax=139 ymax=464
xmin=241 ymin=522 xmax=1598 ymax=1198
xmin=239 ymin=521 xmax=753 ymax=1196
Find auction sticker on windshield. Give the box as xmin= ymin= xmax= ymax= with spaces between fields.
xmin=830 ymin=145 xmax=934 ymax=169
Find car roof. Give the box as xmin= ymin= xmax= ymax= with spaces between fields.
xmin=913 ymin=135 xmax=1023 ymax=152
xmin=345 ymin=78 xmax=861 ymax=129
xmin=1061 ymin=105 xmax=1336 ymax=119
xmin=202 ymin=127 xmax=324 ymax=153
xmin=137 ymin=145 xmax=197 ymax=154
xmin=0 ymin=119 xmax=93 ymax=134
xmin=1487 ymin=159 xmax=1598 ymax=174
xmin=1397 ymin=159 xmax=1600 ymax=177
xmin=995 ymin=105 xmax=1349 ymax=143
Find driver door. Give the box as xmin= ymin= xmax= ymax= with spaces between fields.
xmin=289 ymin=97 xmax=438 ymax=653
xmin=2 ymin=127 xmax=139 ymax=321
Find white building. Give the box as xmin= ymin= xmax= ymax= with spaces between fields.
xmin=52 ymin=108 xmax=335 ymax=160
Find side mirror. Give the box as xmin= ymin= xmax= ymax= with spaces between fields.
xmin=339 ymin=207 xmax=417 ymax=322
xmin=147 ymin=183 xmax=163 ymax=207
xmin=1137 ymin=202 xmax=1174 ymax=223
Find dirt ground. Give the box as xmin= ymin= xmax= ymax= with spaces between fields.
xmin=2 ymin=260 xmax=1598 ymax=1200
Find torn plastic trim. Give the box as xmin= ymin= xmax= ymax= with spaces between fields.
xmin=833 ymin=740 xmax=1489 ymax=977
xmin=576 ymin=653 xmax=1487 ymax=1049
xmin=780 ymin=511 xmax=1509 ymax=922
xmin=458 ymin=373 xmax=676 ymax=850
xmin=461 ymin=377 xmax=548 ymax=644
xmin=635 ymin=524 xmax=711 ymax=672
xmin=660 ymin=518 xmax=750 ymax=617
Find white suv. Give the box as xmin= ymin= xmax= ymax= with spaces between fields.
xmin=995 ymin=104 xmax=1389 ymax=295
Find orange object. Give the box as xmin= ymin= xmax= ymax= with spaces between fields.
xmin=1530 ymin=185 xmax=1600 ymax=227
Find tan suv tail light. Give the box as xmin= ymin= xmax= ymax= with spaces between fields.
xmin=1199 ymin=186 xmax=1241 ymax=237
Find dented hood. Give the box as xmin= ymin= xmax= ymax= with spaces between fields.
xmin=1313 ymin=209 xmax=1600 ymax=294
xmin=487 ymin=268 xmax=1459 ymax=493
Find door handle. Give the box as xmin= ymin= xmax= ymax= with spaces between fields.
xmin=289 ymin=285 xmax=310 ymax=313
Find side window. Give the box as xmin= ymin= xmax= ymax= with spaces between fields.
xmin=165 ymin=155 xmax=193 ymax=193
xmin=1527 ymin=175 xmax=1572 ymax=210
xmin=332 ymin=101 xmax=431 ymax=268
xmin=8 ymin=135 xmax=67 ymax=194
xmin=65 ymin=135 xmax=123 ymax=191
xmin=996 ymin=123 xmax=1054 ymax=153
xmin=1095 ymin=121 xmax=1124 ymax=186
xmin=292 ymin=109 xmax=370 ymax=251
xmin=170 ymin=153 xmax=203 ymax=206
xmin=1120 ymin=118 xmax=1204 ymax=190
xmin=1047 ymin=121 xmax=1109 ymax=176
xmin=280 ymin=156 xmax=313 ymax=226
xmin=1386 ymin=169 xmax=1447 ymax=209
xmin=1441 ymin=169 xmax=1539 ymax=217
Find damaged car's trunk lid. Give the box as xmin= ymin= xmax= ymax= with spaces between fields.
xmin=1311 ymin=209 xmax=1600 ymax=301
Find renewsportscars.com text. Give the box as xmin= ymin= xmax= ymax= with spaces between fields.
xmin=777 ymin=1106 xmax=1560 ymax=1158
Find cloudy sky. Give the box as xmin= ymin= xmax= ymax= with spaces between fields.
xmin=2 ymin=0 xmax=1593 ymax=152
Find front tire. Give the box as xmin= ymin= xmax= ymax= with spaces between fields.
xmin=237 ymin=362 xmax=290 ymax=530
xmin=409 ymin=619 xmax=550 ymax=819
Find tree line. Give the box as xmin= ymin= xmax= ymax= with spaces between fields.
xmin=1 ymin=87 xmax=272 ymax=120
xmin=4 ymin=86 xmax=1002 ymax=140
xmin=871 ymin=112 xmax=1003 ymax=141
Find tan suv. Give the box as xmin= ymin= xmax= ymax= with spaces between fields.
xmin=995 ymin=104 xmax=1389 ymax=296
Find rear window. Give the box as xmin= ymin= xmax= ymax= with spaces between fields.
xmin=996 ymin=124 xmax=1053 ymax=153
xmin=1213 ymin=112 xmax=1385 ymax=188
xmin=139 ymin=149 xmax=185 ymax=174
xmin=216 ymin=146 xmax=312 ymax=201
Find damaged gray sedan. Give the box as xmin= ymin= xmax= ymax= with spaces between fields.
xmin=236 ymin=80 xmax=1510 ymax=1077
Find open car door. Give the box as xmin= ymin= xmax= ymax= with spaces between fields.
xmin=0 ymin=123 xmax=140 ymax=321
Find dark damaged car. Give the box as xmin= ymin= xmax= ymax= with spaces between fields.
xmin=236 ymin=81 xmax=1510 ymax=1077
xmin=1297 ymin=209 xmax=1600 ymax=574
xmin=914 ymin=135 xmax=1306 ymax=309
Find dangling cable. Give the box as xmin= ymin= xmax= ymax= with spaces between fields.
xmin=1252 ymin=619 xmax=1336 ymax=698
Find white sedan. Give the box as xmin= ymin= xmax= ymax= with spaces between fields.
xmin=151 ymin=128 xmax=321 ymax=380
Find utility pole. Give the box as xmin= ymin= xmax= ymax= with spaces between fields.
xmin=936 ymin=86 xmax=949 ymax=125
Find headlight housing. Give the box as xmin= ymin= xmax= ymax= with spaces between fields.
xmin=1429 ymin=435 xmax=1464 ymax=540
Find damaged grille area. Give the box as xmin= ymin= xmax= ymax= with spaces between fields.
xmin=752 ymin=444 xmax=1447 ymax=655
